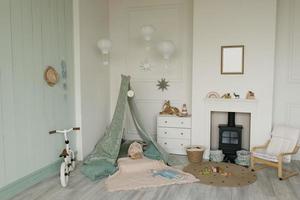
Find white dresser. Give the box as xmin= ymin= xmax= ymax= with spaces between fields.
xmin=157 ymin=115 xmax=192 ymax=155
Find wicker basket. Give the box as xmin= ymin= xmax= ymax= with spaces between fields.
xmin=209 ymin=150 xmax=224 ymax=162
xmin=235 ymin=150 xmax=250 ymax=166
xmin=186 ymin=146 xmax=205 ymax=163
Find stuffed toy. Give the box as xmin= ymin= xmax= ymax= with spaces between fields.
xmin=128 ymin=142 xmax=143 ymax=159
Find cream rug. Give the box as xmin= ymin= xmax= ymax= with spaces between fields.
xmin=105 ymin=157 xmax=198 ymax=192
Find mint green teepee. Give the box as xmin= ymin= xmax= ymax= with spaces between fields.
xmin=81 ymin=75 xmax=169 ymax=180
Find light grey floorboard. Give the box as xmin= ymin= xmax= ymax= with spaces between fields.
xmin=9 ymin=161 xmax=300 ymax=200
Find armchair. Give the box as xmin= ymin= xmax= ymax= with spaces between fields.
xmin=251 ymin=125 xmax=300 ymax=180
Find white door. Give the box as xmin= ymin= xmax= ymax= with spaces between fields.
xmin=273 ymin=0 xmax=300 ymax=159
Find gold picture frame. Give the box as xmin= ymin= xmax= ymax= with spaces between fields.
xmin=221 ymin=45 xmax=244 ymax=75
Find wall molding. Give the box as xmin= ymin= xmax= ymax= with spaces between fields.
xmin=285 ymin=103 xmax=300 ymax=127
xmin=0 ymin=160 xmax=60 ymax=200
xmin=288 ymin=0 xmax=300 ymax=83
xmin=72 ymin=0 xmax=83 ymax=162
xmin=125 ymin=3 xmax=185 ymax=82
xmin=134 ymin=98 xmax=181 ymax=103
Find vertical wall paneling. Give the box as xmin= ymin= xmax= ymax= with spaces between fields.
xmin=192 ymin=0 xmax=276 ymax=151
xmin=0 ymin=0 xmax=12 ymax=188
xmin=273 ymin=0 xmax=300 ymax=159
xmin=64 ymin=0 xmax=76 ymax=151
xmin=31 ymin=0 xmax=44 ymax=170
xmin=109 ymin=0 xmax=193 ymax=139
xmin=1 ymin=0 xmax=17 ymax=185
xmin=0 ymin=0 xmax=75 ymax=188
xmin=78 ymin=0 xmax=110 ymax=158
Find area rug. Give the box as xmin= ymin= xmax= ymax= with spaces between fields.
xmin=183 ymin=162 xmax=256 ymax=187
xmin=105 ymin=157 xmax=199 ymax=192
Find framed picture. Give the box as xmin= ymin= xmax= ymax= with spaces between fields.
xmin=221 ymin=45 xmax=244 ymax=75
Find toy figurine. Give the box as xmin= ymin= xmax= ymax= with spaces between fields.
xmin=160 ymin=100 xmax=180 ymax=116
xmin=233 ymin=93 xmax=240 ymax=99
xmin=246 ymin=91 xmax=255 ymax=99
xmin=221 ymin=93 xmax=231 ymax=99
xmin=178 ymin=104 xmax=189 ymax=117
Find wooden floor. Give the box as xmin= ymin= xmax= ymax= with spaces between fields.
xmin=10 ymin=161 xmax=300 ymax=200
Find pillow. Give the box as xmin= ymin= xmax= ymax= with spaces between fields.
xmin=80 ymin=160 xmax=117 ymax=181
xmin=266 ymin=137 xmax=293 ymax=155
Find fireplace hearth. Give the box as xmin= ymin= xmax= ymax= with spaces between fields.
xmin=218 ymin=112 xmax=243 ymax=162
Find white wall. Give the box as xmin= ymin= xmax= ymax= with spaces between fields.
xmin=77 ymin=0 xmax=110 ymax=158
xmin=192 ymin=0 xmax=277 ymax=150
xmin=0 ymin=0 xmax=75 ymax=188
xmin=109 ymin=0 xmax=193 ymax=139
xmin=273 ymin=0 xmax=300 ymax=158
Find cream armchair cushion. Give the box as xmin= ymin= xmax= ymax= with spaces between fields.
xmin=265 ymin=125 xmax=300 ymax=163
xmin=251 ymin=125 xmax=300 ymax=179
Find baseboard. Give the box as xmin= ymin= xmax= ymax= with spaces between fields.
xmin=0 ymin=160 xmax=61 ymax=200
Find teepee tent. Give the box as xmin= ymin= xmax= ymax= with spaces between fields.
xmin=81 ymin=75 xmax=169 ymax=180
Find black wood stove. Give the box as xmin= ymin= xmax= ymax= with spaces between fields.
xmin=218 ymin=112 xmax=243 ymax=163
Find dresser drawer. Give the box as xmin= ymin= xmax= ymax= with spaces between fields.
xmin=157 ymin=138 xmax=190 ymax=155
xmin=157 ymin=116 xmax=191 ymax=128
xmin=157 ymin=127 xmax=191 ymax=139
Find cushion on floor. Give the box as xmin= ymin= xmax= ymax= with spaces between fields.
xmin=81 ymin=160 xmax=117 ymax=181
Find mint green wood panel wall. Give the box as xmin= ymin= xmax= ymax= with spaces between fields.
xmin=0 ymin=0 xmax=75 ymax=188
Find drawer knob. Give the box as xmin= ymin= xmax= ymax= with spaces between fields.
xmin=164 ymin=142 xmax=167 ymax=145
xmin=164 ymin=132 xmax=167 ymax=134
xmin=180 ymin=133 xmax=183 ymax=135
xmin=181 ymin=122 xmax=184 ymax=124
xmin=165 ymin=121 xmax=168 ymax=123
xmin=181 ymin=144 xmax=183 ymax=146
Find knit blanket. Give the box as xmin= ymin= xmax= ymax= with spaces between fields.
xmin=105 ymin=157 xmax=198 ymax=192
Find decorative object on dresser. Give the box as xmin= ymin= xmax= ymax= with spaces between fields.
xmin=159 ymin=100 xmax=190 ymax=117
xmin=206 ymin=91 xmax=220 ymax=98
xmin=157 ymin=115 xmax=191 ymax=155
xmin=246 ymin=91 xmax=255 ymax=99
xmin=159 ymin=100 xmax=180 ymax=116
xmin=179 ymin=104 xmax=188 ymax=117
xmin=218 ymin=112 xmax=243 ymax=163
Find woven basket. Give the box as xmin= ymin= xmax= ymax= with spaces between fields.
xmin=235 ymin=150 xmax=250 ymax=166
xmin=209 ymin=150 xmax=224 ymax=162
xmin=186 ymin=146 xmax=205 ymax=163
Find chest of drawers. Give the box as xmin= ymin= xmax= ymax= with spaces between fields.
xmin=157 ymin=115 xmax=191 ymax=155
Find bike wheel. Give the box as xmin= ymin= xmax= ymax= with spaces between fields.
xmin=69 ymin=151 xmax=76 ymax=171
xmin=60 ymin=162 xmax=69 ymax=187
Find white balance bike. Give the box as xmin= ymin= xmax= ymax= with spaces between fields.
xmin=49 ymin=127 xmax=80 ymax=187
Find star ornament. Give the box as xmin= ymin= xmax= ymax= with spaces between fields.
xmin=157 ymin=78 xmax=170 ymax=91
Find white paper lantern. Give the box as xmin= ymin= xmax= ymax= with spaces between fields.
xmin=141 ymin=25 xmax=155 ymax=41
xmin=157 ymin=40 xmax=176 ymax=60
xmin=97 ymin=38 xmax=112 ymax=54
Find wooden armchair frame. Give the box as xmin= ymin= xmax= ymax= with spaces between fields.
xmin=251 ymin=140 xmax=300 ymax=180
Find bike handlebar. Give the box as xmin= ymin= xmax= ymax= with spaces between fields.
xmin=49 ymin=127 xmax=80 ymax=134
